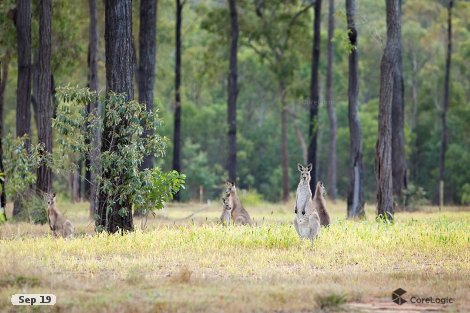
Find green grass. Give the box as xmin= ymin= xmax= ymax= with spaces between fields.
xmin=0 ymin=200 xmax=469 ymax=312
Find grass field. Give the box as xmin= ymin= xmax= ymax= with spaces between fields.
xmin=0 ymin=198 xmax=469 ymax=312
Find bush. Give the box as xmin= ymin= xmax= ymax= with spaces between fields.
xmin=2 ymin=135 xmax=46 ymax=222
xmin=400 ymin=183 xmax=430 ymax=211
xmin=238 ymin=189 xmax=264 ymax=206
xmin=461 ymin=184 xmax=470 ymax=205
xmin=55 ymin=86 xmax=185 ymax=229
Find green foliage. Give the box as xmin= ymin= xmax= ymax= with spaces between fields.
xmin=0 ymin=0 xmax=15 ymax=58
xmin=180 ymin=138 xmax=223 ymax=201
xmin=54 ymin=86 xmax=184 ymax=225
xmin=461 ymin=184 xmax=470 ymax=205
xmin=136 ymin=168 xmax=186 ymax=214
xmin=400 ymin=183 xmax=430 ymax=211
xmin=27 ymin=194 xmax=48 ymax=225
xmin=2 ymin=136 xmax=38 ymax=199
xmin=2 ymin=0 xmax=470 ymax=205
xmin=238 ymin=189 xmax=264 ymax=207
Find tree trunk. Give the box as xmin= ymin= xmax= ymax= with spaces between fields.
xmin=391 ymin=0 xmax=406 ymax=200
xmin=376 ymin=0 xmax=400 ymax=221
xmin=13 ymin=0 xmax=32 ymax=216
xmin=307 ymin=0 xmax=321 ymax=193
xmin=409 ymin=51 xmax=419 ymax=181
xmin=97 ymin=0 xmax=134 ymax=233
xmin=88 ymin=0 xmax=100 ymax=219
xmin=31 ymin=49 xmax=39 ymax=130
xmin=280 ymin=88 xmax=289 ymax=202
xmin=0 ymin=56 xmax=9 ymax=221
xmin=36 ymin=0 xmax=53 ymax=196
xmin=139 ymin=0 xmax=157 ymax=170
xmin=438 ymin=0 xmax=453 ymax=207
xmin=346 ymin=0 xmax=365 ymax=218
xmin=172 ymin=0 xmax=183 ymax=201
xmin=326 ymin=0 xmax=337 ymax=201
xmin=227 ymin=0 xmax=238 ymax=183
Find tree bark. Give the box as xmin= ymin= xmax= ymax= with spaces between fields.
xmin=97 ymin=0 xmax=134 ymax=233
xmin=172 ymin=0 xmax=183 ymax=200
xmin=13 ymin=0 xmax=32 ymax=216
xmin=376 ymin=0 xmax=400 ymax=221
xmin=36 ymin=0 xmax=53 ymax=196
xmin=326 ymin=0 xmax=337 ymax=201
xmin=0 ymin=56 xmax=9 ymax=220
xmin=438 ymin=0 xmax=453 ymax=207
xmin=346 ymin=0 xmax=365 ymax=218
xmin=87 ymin=0 xmax=100 ymax=218
xmin=227 ymin=0 xmax=238 ymax=183
xmin=139 ymin=0 xmax=157 ymax=170
xmin=280 ymin=87 xmax=289 ymax=202
xmin=307 ymin=0 xmax=321 ymax=193
xmin=391 ymin=0 xmax=406 ymax=200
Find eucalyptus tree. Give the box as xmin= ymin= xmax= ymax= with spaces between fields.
xmin=36 ymin=0 xmax=53 ymax=195
xmin=346 ymin=0 xmax=365 ymax=218
xmin=377 ymin=0 xmax=401 ymax=221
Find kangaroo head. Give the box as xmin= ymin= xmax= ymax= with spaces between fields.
xmin=225 ymin=181 xmax=236 ymax=194
xmin=46 ymin=193 xmax=57 ymax=207
xmin=297 ymin=163 xmax=312 ymax=183
xmin=222 ymin=197 xmax=232 ymax=212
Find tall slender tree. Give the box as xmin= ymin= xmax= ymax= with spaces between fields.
xmin=139 ymin=0 xmax=157 ymax=170
xmin=438 ymin=0 xmax=453 ymax=207
xmin=87 ymin=0 xmax=100 ymax=217
xmin=36 ymin=0 xmax=53 ymax=195
xmin=391 ymin=0 xmax=406 ymax=200
xmin=376 ymin=0 xmax=400 ymax=221
xmin=307 ymin=0 xmax=322 ymax=193
xmin=172 ymin=0 xmax=184 ymax=200
xmin=0 ymin=56 xmax=9 ymax=221
xmin=346 ymin=0 xmax=364 ymax=218
xmin=227 ymin=0 xmax=238 ymax=183
xmin=280 ymin=86 xmax=289 ymax=202
xmin=97 ymin=0 xmax=134 ymax=233
xmin=13 ymin=0 xmax=32 ymax=216
xmin=326 ymin=0 xmax=337 ymax=201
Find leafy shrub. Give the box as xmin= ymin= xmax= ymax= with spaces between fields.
xmin=2 ymin=135 xmax=47 ymax=222
xmin=238 ymin=189 xmax=264 ymax=206
xmin=54 ymin=86 xmax=184 ymax=229
xmin=461 ymin=183 xmax=470 ymax=205
xmin=135 ymin=168 xmax=186 ymax=214
xmin=400 ymin=183 xmax=429 ymax=211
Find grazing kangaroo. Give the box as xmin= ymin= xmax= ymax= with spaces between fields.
xmin=294 ymin=164 xmax=320 ymax=240
xmin=46 ymin=193 xmax=74 ymax=238
xmin=220 ymin=197 xmax=232 ymax=225
xmin=313 ymin=182 xmax=330 ymax=226
xmin=225 ymin=181 xmax=252 ymax=225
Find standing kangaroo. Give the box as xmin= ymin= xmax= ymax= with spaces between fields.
xmin=46 ymin=193 xmax=74 ymax=238
xmin=225 ymin=181 xmax=252 ymax=225
xmin=220 ymin=196 xmax=232 ymax=225
xmin=294 ymin=164 xmax=320 ymax=240
xmin=313 ymin=182 xmax=330 ymax=226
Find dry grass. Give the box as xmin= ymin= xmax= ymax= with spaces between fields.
xmin=0 ymin=199 xmax=469 ymax=312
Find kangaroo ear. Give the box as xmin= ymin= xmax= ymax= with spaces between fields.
xmin=307 ymin=163 xmax=313 ymax=172
xmin=52 ymin=193 xmax=56 ymax=198
xmin=297 ymin=163 xmax=303 ymax=172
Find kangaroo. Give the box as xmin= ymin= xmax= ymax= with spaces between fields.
xmin=220 ymin=197 xmax=232 ymax=225
xmin=225 ymin=181 xmax=252 ymax=226
xmin=313 ymin=182 xmax=330 ymax=226
xmin=46 ymin=193 xmax=74 ymax=238
xmin=293 ymin=164 xmax=320 ymax=240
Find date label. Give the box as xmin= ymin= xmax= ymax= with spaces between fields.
xmin=11 ymin=294 xmax=56 ymax=306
